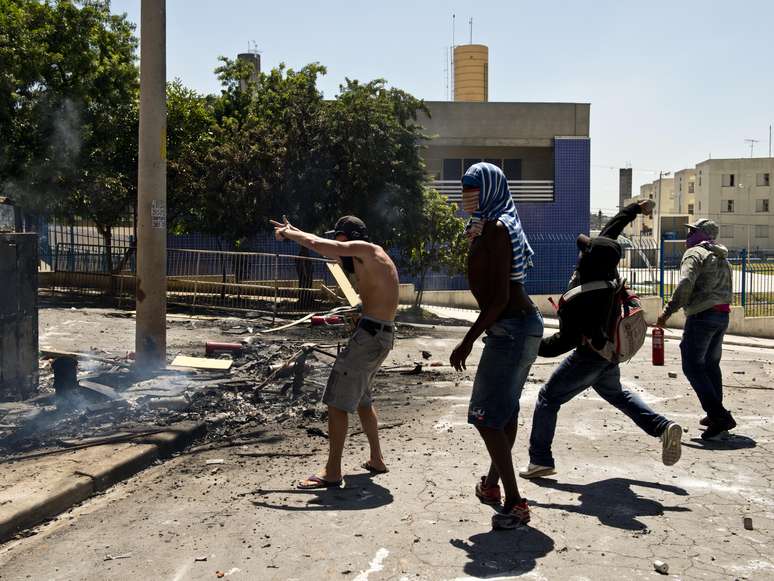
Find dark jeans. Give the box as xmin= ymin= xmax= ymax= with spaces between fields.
xmin=529 ymin=349 xmax=671 ymax=468
xmin=680 ymin=310 xmax=729 ymax=420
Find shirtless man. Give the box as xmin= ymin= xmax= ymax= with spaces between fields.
xmin=271 ymin=215 xmax=399 ymax=489
xmin=449 ymin=162 xmax=544 ymax=530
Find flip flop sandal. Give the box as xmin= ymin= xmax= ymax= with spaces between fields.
xmin=361 ymin=461 xmax=389 ymax=474
xmin=296 ymin=475 xmax=343 ymax=490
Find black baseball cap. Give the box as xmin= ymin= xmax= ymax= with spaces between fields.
xmin=325 ymin=215 xmax=369 ymax=241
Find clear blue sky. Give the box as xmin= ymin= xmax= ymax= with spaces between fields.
xmin=111 ymin=0 xmax=774 ymax=213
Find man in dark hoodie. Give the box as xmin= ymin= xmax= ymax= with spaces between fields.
xmin=520 ymin=200 xmax=683 ymax=479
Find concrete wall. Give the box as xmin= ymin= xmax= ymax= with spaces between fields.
xmin=1 ymin=233 xmax=38 ymax=401
xmin=420 ymin=102 xmax=590 ymax=148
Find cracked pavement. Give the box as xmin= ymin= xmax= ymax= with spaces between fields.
xmin=0 ymin=307 xmax=772 ymax=580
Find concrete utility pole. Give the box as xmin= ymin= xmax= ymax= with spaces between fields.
xmin=135 ymin=0 xmax=167 ymax=372
xmin=655 ymin=170 xmax=670 ymax=243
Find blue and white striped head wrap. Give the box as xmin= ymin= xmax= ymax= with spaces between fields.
xmin=462 ymin=162 xmax=534 ymax=282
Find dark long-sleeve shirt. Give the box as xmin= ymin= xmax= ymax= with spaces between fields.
xmin=539 ymin=203 xmax=643 ymax=358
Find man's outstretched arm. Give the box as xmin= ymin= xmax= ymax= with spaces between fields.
xmin=599 ymin=200 xmax=654 ymax=240
xmin=270 ymin=218 xmax=374 ymax=259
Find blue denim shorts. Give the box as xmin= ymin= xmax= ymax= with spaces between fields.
xmin=468 ymin=310 xmax=544 ymax=429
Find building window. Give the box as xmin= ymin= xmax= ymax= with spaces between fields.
xmin=721 ymin=174 xmax=735 ymax=187
xmin=503 ymin=159 xmax=522 ymax=180
xmin=755 ymin=199 xmax=770 ymax=213
xmin=463 ymin=159 xmax=479 ymax=173
xmin=687 ymin=203 xmax=694 ymax=215
xmin=722 ymin=200 xmax=735 ymax=213
xmin=445 ymin=158 xmax=524 ymax=181
xmin=442 ymin=159 xmax=462 ymax=180
xmin=758 ymin=173 xmax=771 ymax=187
xmin=720 ymin=224 xmax=734 ymax=238
xmin=754 ymin=225 xmax=769 ymax=238
xmin=688 ymin=181 xmax=695 ymax=193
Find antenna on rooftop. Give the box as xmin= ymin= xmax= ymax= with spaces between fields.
xmin=247 ymin=40 xmax=261 ymax=55
xmin=469 ymin=17 xmax=473 ymax=44
xmin=451 ymin=14 xmax=456 ymax=98
xmin=745 ymin=138 xmax=759 ymax=158
xmin=443 ymin=47 xmax=449 ymax=100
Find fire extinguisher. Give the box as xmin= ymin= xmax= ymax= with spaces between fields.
xmin=652 ymin=327 xmax=665 ymax=366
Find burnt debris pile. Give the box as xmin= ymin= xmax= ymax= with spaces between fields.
xmin=0 ymin=325 xmax=354 ymax=458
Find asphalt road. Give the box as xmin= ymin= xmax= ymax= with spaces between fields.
xmin=1 ymin=308 xmax=772 ymax=580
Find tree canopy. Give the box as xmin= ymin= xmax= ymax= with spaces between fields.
xmin=1 ymin=0 xmax=467 ymax=290
xmin=1 ymin=0 xmax=139 ymax=224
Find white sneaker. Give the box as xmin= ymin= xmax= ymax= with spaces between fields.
xmin=661 ymin=422 xmax=682 ymax=466
xmin=519 ymin=463 xmax=556 ymax=479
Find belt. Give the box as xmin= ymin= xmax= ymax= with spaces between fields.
xmin=359 ymin=318 xmax=393 ymax=334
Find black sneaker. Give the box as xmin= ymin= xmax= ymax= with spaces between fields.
xmin=701 ymin=415 xmax=736 ymax=441
xmin=699 ymin=416 xmax=710 ymax=427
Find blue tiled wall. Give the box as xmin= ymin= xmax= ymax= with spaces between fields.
xmin=406 ymin=137 xmax=591 ymax=295
xmin=518 ymin=137 xmax=590 ymax=294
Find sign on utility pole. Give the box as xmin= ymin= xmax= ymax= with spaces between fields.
xmin=135 ymin=0 xmax=167 ymax=372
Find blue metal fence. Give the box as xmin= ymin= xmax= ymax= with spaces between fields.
xmin=27 ymin=212 xmax=774 ymax=318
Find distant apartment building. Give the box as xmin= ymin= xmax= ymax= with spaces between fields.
xmin=625 ymin=158 xmax=773 ymax=250
xmin=674 ymin=168 xmax=697 ymax=215
xmin=694 ymin=158 xmax=774 ymax=250
xmin=624 ymin=176 xmax=674 ymax=237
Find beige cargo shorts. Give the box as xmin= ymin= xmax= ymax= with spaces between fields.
xmin=322 ymin=323 xmax=394 ymax=413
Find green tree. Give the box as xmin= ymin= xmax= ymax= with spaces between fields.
xmin=0 ymin=0 xmax=139 ymax=272
xmin=318 ymin=79 xmax=428 ymax=247
xmin=165 ymin=80 xmax=215 ymax=232
xmin=400 ymin=188 xmax=467 ymax=307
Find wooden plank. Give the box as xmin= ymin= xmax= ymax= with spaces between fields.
xmin=169 ymin=356 xmax=232 ymax=371
xmin=326 ymin=263 xmax=360 ymax=307
xmin=320 ymin=284 xmax=345 ymax=304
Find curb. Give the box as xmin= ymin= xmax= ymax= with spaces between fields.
xmin=540 ymin=317 xmax=773 ymax=350
xmin=0 ymin=421 xmax=205 ymax=543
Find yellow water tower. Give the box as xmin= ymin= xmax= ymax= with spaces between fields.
xmin=454 ymin=44 xmax=488 ymax=102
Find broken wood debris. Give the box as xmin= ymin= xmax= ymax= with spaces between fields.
xmin=170 ymin=356 xmax=233 ymax=371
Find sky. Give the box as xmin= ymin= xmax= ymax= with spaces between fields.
xmin=110 ymin=0 xmax=774 ymax=213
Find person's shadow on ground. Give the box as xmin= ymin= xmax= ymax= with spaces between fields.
xmin=529 ymin=477 xmax=689 ymax=531
xmin=250 ymin=473 xmax=393 ymax=512
xmin=682 ymin=434 xmax=757 ymax=451
xmin=450 ymin=526 xmax=554 ymax=578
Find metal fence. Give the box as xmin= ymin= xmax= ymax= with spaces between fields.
xmin=35 ymin=225 xmax=774 ymax=318
xmin=655 ymin=245 xmax=774 ymax=317
xmin=41 ymin=244 xmax=343 ymax=317
xmin=23 ymin=213 xmax=135 ymax=271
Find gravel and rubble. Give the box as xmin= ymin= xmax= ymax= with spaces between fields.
xmin=0 ymin=308 xmax=450 ymax=461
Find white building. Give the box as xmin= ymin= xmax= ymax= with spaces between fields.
xmin=694 ymin=158 xmax=773 ymax=250
xmin=626 ymin=159 xmax=773 ymax=250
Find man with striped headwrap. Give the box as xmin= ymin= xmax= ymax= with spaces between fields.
xmin=449 ymin=162 xmax=544 ymax=530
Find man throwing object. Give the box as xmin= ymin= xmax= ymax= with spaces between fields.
xmin=271 ymin=216 xmax=398 ymax=489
